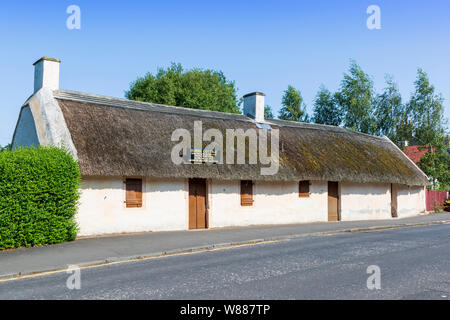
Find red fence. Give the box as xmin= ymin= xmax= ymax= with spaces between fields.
xmin=426 ymin=189 xmax=448 ymax=211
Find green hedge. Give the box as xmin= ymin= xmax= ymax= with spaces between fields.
xmin=0 ymin=147 xmax=80 ymax=250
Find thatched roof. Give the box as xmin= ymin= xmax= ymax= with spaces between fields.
xmin=54 ymin=90 xmax=428 ymax=186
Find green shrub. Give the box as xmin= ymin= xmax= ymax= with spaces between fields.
xmin=433 ymin=205 xmax=443 ymax=213
xmin=0 ymin=146 xmax=80 ymax=250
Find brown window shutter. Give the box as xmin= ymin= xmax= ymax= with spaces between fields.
xmin=125 ymin=178 xmax=143 ymax=208
xmin=299 ymin=180 xmax=310 ymax=198
xmin=240 ymin=180 xmax=254 ymax=206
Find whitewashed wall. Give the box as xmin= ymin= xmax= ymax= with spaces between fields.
xmin=340 ymin=182 xmax=392 ymax=221
xmin=208 ymin=180 xmax=328 ymax=227
xmin=11 ymin=106 xmax=40 ymax=148
xmin=77 ymin=177 xmax=426 ymax=236
xmin=397 ymin=185 xmax=426 ymax=218
xmin=12 ymin=88 xmax=78 ymax=158
xmin=77 ymin=177 xmax=188 ymax=236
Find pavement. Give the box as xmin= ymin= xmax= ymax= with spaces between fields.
xmin=1 ymin=223 xmax=449 ymax=299
xmin=1 ymin=212 xmax=450 ymax=280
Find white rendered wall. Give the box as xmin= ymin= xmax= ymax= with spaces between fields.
xmin=34 ymin=59 xmax=60 ymax=93
xmin=77 ymin=177 xmax=188 ymax=236
xmin=397 ymin=185 xmax=426 ymax=218
xmin=208 ymin=180 xmax=328 ymax=228
xmin=11 ymin=88 xmax=78 ymax=158
xmin=11 ymin=106 xmax=40 ymax=149
xmin=77 ymin=177 xmax=426 ymax=236
xmin=243 ymin=94 xmax=265 ymax=122
xmin=340 ymin=182 xmax=392 ymax=221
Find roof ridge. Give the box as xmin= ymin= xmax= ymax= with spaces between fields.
xmin=54 ymin=89 xmax=250 ymax=120
xmin=266 ymin=118 xmax=386 ymax=141
xmin=54 ymin=89 xmax=386 ymax=141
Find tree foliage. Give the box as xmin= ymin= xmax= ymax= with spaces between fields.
xmin=418 ymin=151 xmax=450 ymax=190
xmin=278 ymin=85 xmax=309 ymax=122
xmin=312 ymin=86 xmax=342 ymax=126
xmin=335 ymin=61 xmax=376 ymax=134
xmin=399 ymin=69 xmax=449 ymax=190
xmin=126 ymin=63 xmax=240 ymax=114
xmin=373 ymin=76 xmax=405 ymax=141
xmin=405 ymin=69 xmax=447 ymax=150
xmin=310 ymin=62 xmax=448 ymax=189
xmin=264 ymin=105 xmax=274 ymax=119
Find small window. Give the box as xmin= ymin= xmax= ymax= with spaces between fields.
xmin=240 ymin=180 xmax=254 ymax=206
xmin=125 ymin=178 xmax=143 ymax=208
xmin=299 ymin=180 xmax=310 ymax=198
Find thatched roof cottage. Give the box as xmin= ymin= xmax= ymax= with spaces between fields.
xmin=12 ymin=57 xmax=428 ymax=236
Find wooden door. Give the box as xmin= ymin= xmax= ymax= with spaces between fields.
xmin=125 ymin=178 xmax=143 ymax=208
xmin=391 ymin=183 xmax=398 ymax=218
xmin=189 ymin=178 xmax=207 ymax=229
xmin=240 ymin=180 xmax=254 ymax=206
xmin=328 ymin=181 xmax=339 ymax=221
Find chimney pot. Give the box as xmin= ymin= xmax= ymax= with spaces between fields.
xmin=243 ymin=92 xmax=265 ymax=122
xmin=33 ymin=57 xmax=61 ymax=93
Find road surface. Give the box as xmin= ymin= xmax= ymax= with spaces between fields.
xmin=1 ymin=224 xmax=449 ymax=299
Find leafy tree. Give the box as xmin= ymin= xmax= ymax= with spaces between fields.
xmin=395 ymin=119 xmax=414 ymax=146
xmin=264 ymin=105 xmax=274 ymax=119
xmin=312 ymin=86 xmax=342 ymax=126
xmin=418 ymin=151 xmax=450 ymax=190
xmin=278 ymin=85 xmax=309 ymax=122
xmin=400 ymin=69 xmax=449 ymax=190
xmin=373 ymin=76 xmax=405 ymax=140
xmin=406 ymin=69 xmax=447 ymax=150
xmin=126 ymin=63 xmax=240 ymax=113
xmin=335 ymin=60 xmax=376 ymax=134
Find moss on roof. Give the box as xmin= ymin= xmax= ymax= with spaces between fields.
xmin=56 ymin=96 xmax=428 ymax=186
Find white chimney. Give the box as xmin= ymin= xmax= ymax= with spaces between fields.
xmin=33 ymin=57 xmax=61 ymax=93
xmin=243 ymin=92 xmax=265 ymax=122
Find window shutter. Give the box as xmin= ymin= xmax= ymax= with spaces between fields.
xmin=240 ymin=180 xmax=254 ymax=206
xmin=125 ymin=178 xmax=143 ymax=208
xmin=299 ymin=180 xmax=310 ymax=198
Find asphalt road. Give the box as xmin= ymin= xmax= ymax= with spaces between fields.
xmin=1 ymin=224 xmax=449 ymax=300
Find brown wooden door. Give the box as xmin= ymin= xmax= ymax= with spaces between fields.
xmin=125 ymin=178 xmax=143 ymax=208
xmin=240 ymin=180 xmax=254 ymax=206
xmin=328 ymin=181 xmax=339 ymax=221
xmin=189 ymin=178 xmax=207 ymax=229
xmin=391 ymin=183 xmax=398 ymax=218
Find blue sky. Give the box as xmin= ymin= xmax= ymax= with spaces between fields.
xmin=0 ymin=0 xmax=449 ymax=145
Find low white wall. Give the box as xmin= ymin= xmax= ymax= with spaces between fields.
xmin=340 ymin=182 xmax=392 ymax=221
xmin=397 ymin=185 xmax=426 ymax=218
xmin=208 ymin=180 xmax=328 ymax=228
xmin=77 ymin=177 xmax=188 ymax=236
